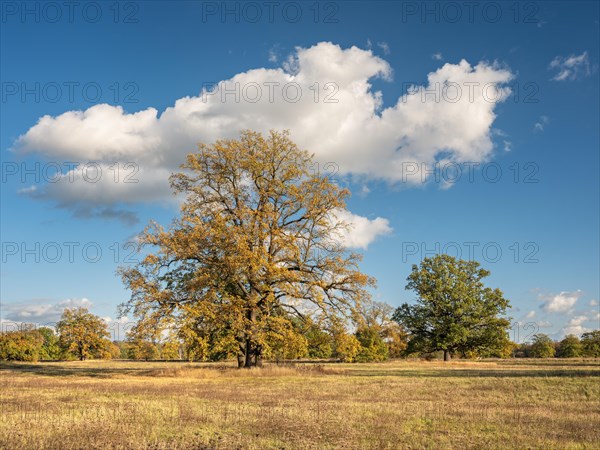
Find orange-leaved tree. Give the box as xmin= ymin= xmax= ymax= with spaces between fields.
xmin=119 ymin=130 xmax=374 ymax=367
xmin=56 ymin=307 xmax=110 ymax=360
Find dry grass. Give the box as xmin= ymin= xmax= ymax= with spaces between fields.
xmin=1 ymin=359 xmax=599 ymax=449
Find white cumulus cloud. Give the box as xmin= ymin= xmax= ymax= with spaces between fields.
xmin=540 ymin=290 xmax=583 ymax=313
xmin=1 ymin=298 xmax=94 ymax=326
xmin=12 ymin=42 xmax=513 ymax=227
xmin=562 ymin=315 xmax=591 ymax=337
xmin=330 ymin=209 xmax=393 ymax=250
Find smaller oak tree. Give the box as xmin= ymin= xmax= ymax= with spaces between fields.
xmin=393 ymin=255 xmax=511 ymax=361
xmin=57 ymin=307 xmax=110 ymax=360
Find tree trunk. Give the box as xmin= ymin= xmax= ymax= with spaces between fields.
xmin=243 ymin=306 xmax=258 ymax=368
xmin=443 ymin=350 xmax=451 ymax=361
xmin=254 ymin=346 xmax=263 ymax=367
xmin=244 ymin=339 xmax=253 ymax=368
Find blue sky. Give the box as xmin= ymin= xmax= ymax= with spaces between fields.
xmin=1 ymin=1 xmax=598 ymax=341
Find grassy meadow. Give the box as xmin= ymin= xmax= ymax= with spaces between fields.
xmin=1 ymin=359 xmax=599 ymax=449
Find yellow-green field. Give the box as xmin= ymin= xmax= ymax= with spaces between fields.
xmin=1 ymin=359 xmax=599 ymax=449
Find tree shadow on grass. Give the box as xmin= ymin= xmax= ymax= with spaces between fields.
xmin=494 ymin=359 xmax=600 ymax=368
xmin=0 ymin=361 xmax=196 ymax=378
xmin=0 ymin=362 xmax=136 ymax=378
xmin=345 ymin=368 xmax=600 ymax=378
xmin=2 ymin=360 xmax=599 ymax=379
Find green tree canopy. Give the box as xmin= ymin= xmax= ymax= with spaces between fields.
xmin=38 ymin=327 xmax=60 ymax=360
xmin=557 ymin=334 xmax=583 ymax=358
xmin=393 ymin=254 xmax=511 ymax=361
xmin=581 ymin=330 xmax=600 ymax=357
xmin=529 ymin=333 xmax=556 ymax=358
xmin=301 ymin=317 xmax=333 ymax=359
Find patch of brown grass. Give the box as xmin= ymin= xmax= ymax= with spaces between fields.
xmin=143 ymin=363 xmax=344 ymax=379
xmin=1 ymin=359 xmax=598 ymax=449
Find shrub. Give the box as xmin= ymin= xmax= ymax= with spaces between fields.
xmin=127 ymin=340 xmax=160 ymax=360
xmin=0 ymin=330 xmax=44 ymax=361
xmin=557 ymin=335 xmax=583 ymax=358
xmin=333 ymin=333 xmax=361 ymax=362
xmin=581 ymin=330 xmax=600 ymax=357
xmin=355 ymin=326 xmax=388 ymax=362
xmin=530 ymin=334 xmax=556 ymax=358
xmin=38 ymin=327 xmax=61 ymax=360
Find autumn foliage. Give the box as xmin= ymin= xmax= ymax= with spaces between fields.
xmin=119 ymin=130 xmax=375 ymax=367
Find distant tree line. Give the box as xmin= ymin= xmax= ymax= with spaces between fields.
xmin=2 ymin=255 xmax=599 ymax=363
xmin=513 ymin=332 xmax=600 ymax=358
xmin=2 ymin=308 xmax=599 ymax=363
xmin=0 ymin=303 xmax=407 ymax=363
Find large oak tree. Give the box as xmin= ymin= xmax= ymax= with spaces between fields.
xmin=119 ymin=130 xmax=374 ymax=367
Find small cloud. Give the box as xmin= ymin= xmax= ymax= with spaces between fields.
xmin=590 ymin=299 xmax=599 ymax=306
xmin=331 ymin=209 xmax=392 ymax=250
xmin=17 ymin=185 xmax=37 ymax=194
xmin=562 ymin=315 xmax=591 ymax=337
xmin=359 ymin=184 xmax=371 ymax=197
xmin=377 ymin=41 xmax=390 ymax=55
xmin=549 ymin=51 xmax=592 ymax=81
xmin=525 ymin=310 xmax=536 ymax=319
xmin=503 ymin=140 xmax=512 ymax=152
xmin=1 ymin=301 xmax=137 ymax=340
xmin=72 ymin=206 xmax=139 ymax=225
xmin=1 ymin=298 xmax=94 ymax=325
xmin=540 ymin=290 xmax=582 ymax=313
xmin=534 ymin=115 xmax=549 ymax=132
xmin=268 ymin=49 xmax=278 ymax=63
xmin=268 ymin=44 xmax=282 ymax=63
xmin=282 ymin=53 xmax=300 ymax=75
xmin=432 ymin=52 xmax=444 ymax=61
